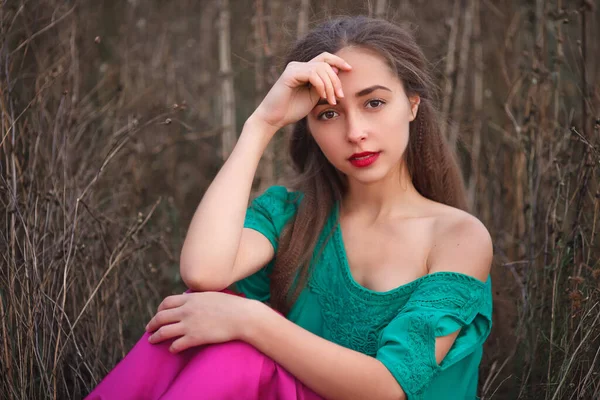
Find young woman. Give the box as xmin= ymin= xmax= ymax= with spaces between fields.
xmin=88 ymin=15 xmax=493 ymax=400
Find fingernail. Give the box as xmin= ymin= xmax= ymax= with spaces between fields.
xmin=338 ymin=88 xmax=344 ymax=98
xmin=345 ymin=62 xmax=352 ymax=68
xmin=148 ymin=335 xmax=152 ymax=342
xmin=332 ymin=67 xmax=339 ymax=74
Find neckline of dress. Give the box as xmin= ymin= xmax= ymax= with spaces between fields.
xmin=331 ymin=201 xmax=486 ymax=299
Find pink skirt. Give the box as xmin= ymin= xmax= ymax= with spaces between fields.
xmin=85 ymin=291 xmax=322 ymax=400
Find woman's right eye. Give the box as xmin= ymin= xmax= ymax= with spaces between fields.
xmin=318 ymin=110 xmax=338 ymax=121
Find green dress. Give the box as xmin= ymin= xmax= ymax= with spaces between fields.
xmin=236 ymin=186 xmax=493 ymax=400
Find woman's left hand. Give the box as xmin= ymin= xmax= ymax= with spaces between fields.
xmin=145 ymin=291 xmax=255 ymax=353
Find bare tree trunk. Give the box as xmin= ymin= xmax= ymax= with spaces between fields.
xmin=254 ymin=0 xmax=275 ymax=190
xmin=297 ymin=0 xmax=310 ymax=38
xmin=253 ymin=0 xmax=266 ymax=107
xmin=374 ymin=0 xmax=388 ymax=19
xmin=297 ymin=0 xmax=310 ymax=37
xmin=448 ymin=0 xmax=473 ymax=153
xmin=279 ymin=0 xmax=312 ymax=181
xmin=266 ymin=0 xmax=290 ymax=186
xmin=198 ymin=0 xmax=218 ymax=121
xmin=467 ymin=0 xmax=482 ymax=211
xmin=218 ymin=0 xmax=236 ymax=161
xmin=440 ymin=0 xmax=461 ymax=139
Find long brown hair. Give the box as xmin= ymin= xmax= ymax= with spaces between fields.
xmin=270 ymin=16 xmax=468 ymax=315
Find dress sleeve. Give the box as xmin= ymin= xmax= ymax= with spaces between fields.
xmin=375 ymin=272 xmax=493 ymax=399
xmin=234 ymin=185 xmax=300 ymax=302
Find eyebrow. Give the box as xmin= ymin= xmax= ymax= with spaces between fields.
xmin=315 ymin=85 xmax=392 ymax=106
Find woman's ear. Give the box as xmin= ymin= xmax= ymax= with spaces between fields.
xmin=409 ymin=95 xmax=420 ymax=121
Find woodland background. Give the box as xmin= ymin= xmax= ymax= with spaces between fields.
xmin=1 ymin=0 xmax=599 ymax=398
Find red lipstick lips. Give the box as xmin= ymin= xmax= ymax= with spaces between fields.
xmin=348 ymin=151 xmax=381 ymax=168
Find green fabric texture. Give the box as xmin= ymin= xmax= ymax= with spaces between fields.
xmin=236 ymin=186 xmax=300 ymax=303
xmin=236 ymin=186 xmax=493 ymax=399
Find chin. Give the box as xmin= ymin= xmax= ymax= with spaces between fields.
xmin=344 ymin=167 xmax=393 ymax=186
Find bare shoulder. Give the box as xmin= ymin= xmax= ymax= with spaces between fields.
xmin=426 ymin=205 xmax=493 ymax=282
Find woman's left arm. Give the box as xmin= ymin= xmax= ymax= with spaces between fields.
xmin=244 ymin=300 xmax=406 ymax=400
xmin=146 ymin=291 xmax=405 ymax=400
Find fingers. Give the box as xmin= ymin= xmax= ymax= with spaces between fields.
xmin=148 ymin=322 xmax=184 ymax=344
xmin=315 ymin=69 xmax=336 ymax=105
xmin=170 ymin=336 xmax=194 ymax=353
xmin=323 ymin=63 xmax=344 ymax=99
xmin=310 ymin=63 xmax=344 ymax=105
xmin=146 ymin=308 xmax=181 ymax=333
xmin=311 ymin=52 xmax=353 ymax=72
xmin=157 ymin=294 xmax=186 ymax=312
xmin=283 ymin=52 xmax=351 ymax=106
xmin=308 ymin=69 xmax=327 ymax=103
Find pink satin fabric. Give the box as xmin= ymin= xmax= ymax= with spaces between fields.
xmin=85 ymin=291 xmax=323 ymax=400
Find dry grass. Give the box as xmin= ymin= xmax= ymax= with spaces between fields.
xmin=1 ymin=0 xmax=599 ymax=399
xmin=1 ymin=1 xmax=193 ymax=398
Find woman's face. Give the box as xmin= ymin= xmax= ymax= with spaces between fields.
xmin=306 ymin=46 xmax=419 ymax=186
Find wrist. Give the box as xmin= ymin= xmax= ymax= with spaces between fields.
xmin=239 ymin=299 xmax=272 ymax=344
xmin=236 ymin=117 xmax=277 ymax=156
xmin=245 ymin=113 xmax=281 ymax=138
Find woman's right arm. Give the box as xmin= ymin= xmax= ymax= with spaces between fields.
xmin=179 ymin=52 xmax=351 ymax=291
xmin=179 ymin=117 xmax=277 ymax=291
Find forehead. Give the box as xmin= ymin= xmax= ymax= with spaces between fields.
xmin=334 ymin=47 xmax=399 ymax=89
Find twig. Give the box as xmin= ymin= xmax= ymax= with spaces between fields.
xmin=10 ymin=4 xmax=76 ymax=56
xmin=56 ymin=198 xmax=161 ymax=361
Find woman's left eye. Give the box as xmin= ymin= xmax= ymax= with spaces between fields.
xmin=366 ymin=99 xmax=385 ymax=108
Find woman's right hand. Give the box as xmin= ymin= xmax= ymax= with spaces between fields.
xmin=250 ymin=52 xmax=352 ymax=131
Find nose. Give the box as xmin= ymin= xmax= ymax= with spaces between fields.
xmin=345 ymin=112 xmax=368 ymax=144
